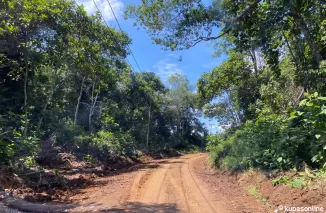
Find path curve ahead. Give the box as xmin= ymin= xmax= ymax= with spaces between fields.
xmin=121 ymin=153 xmax=230 ymax=213
xmin=3 ymin=154 xmax=266 ymax=213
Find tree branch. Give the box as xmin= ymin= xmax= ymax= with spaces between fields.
xmin=191 ymin=0 xmax=261 ymax=47
xmin=0 ymin=131 xmax=10 ymax=136
xmin=191 ymin=29 xmax=229 ymax=47
xmin=221 ymin=0 xmax=261 ymax=24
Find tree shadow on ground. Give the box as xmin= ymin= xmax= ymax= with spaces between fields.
xmin=60 ymin=160 xmax=184 ymax=177
xmin=96 ymin=202 xmax=181 ymax=213
xmin=1 ymin=151 xmax=189 ymax=209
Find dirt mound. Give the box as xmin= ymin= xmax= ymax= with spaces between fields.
xmin=36 ymin=145 xmax=76 ymax=170
xmin=0 ymin=155 xmax=137 ymax=207
xmin=224 ymin=169 xmax=326 ymax=210
xmin=1 ymin=168 xmax=97 ymax=203
xmin=0 ymin=166 xmax=23 ymax=190
xmin=261 ymin=179 xmax=326 ymax=207
xmin=144 ymin=150 xmax=181 ymax=160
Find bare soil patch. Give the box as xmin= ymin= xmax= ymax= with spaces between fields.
xmin=192 ymin=155 xmax=326 ymax=212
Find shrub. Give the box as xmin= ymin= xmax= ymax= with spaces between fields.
xmin=75 ymin=130 xmax=136 ymax=160
xmin=208 ymin=93 xmax=326 ymax=171
xmin=92 ymin=131 xmax=135 ymax=157
xmin=0 ymin=136 xmax=14 ymax=164
xmin=290 ymin=92 xmax=326 ymax=168
xmin=209 ymin=112 xmax=302 ymax=171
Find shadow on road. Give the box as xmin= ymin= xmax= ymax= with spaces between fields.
xmin=96 ymin=202 xmax=181 ymax=213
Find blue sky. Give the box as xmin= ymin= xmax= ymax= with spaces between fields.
xmin=77 ymin=0 xmax=227 ymax=133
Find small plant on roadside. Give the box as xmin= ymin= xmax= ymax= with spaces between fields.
xmin=246 ymin=185 xmax=270 ymax=207
xmin=272 ymin=176 xmax=290 ymax=186
xmin=19 ymin=155 xmax=37 ymax=168
xmin=84 ymin=154 xmax=98 ymax=165
xmin=290 ymin=177 xmax=309 ymax=189
xmin=272 ymin=175 xmax=310 ymax=189
xmin=135 ymin=150 xmax=143 ymax=158
xmin=53 ymin=168 xmax=59 ymax=176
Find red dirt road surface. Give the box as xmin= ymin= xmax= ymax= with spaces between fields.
xmin=71 ymin=153 xmax=269 ymax=213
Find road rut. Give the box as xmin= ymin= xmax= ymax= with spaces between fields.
xmin=122 ymin=153 xmax=230 ymax=213
xmin=70 ymin=153 xmax=267 ymax=212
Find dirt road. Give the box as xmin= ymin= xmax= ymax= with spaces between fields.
xmin=72 ymin=153 xmax=267 ymax=213
xmin=123 ymin=153 xmax=229 ymax=213
xmin=3 ymin=153 xmax=324 ymax=212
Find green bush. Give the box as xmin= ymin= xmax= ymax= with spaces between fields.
xmin=92 ymin=131 xmax=135 ymax=157
xmin=75 ymin=130 xmax=136 ymax=160
xmin=54 ymin=118 xmax=86 ymax=145
xmin=290 ymin=92 xmax=326 ymax=168
xmin=208 ymin=93 xmax=326 ymax=171
xmin=0 ymin=136 xmax=15 ymax=164
xmin=207 ymin=113 xmax=300 ymax=171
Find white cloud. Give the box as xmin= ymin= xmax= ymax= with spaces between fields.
xmin=153 ymin=59 xmax=183 ymax=82
xmin=77 ymin=0 xmax=124 ymax=22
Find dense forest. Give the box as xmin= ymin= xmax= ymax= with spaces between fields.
xmin=1 ymin=0 xmax=326 ymax=175
xmin=0 ymin=0 xmax=206 ymax=166
xmin=1 ymin=0 xmax=326 ymax=212
xmin=126 ymin=0 xmax=326 ymax=171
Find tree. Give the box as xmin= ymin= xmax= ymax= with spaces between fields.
xmin=0 ymin=0 xmax=207 ymax=166
xmin=125 ymin=0 xmax=326 ymax=71
xmin=0 ymin=0 xmax=131 ymax=162
xmin=165 ymin=74 xmax=205 ymax=147
xmin=124 ymin=0 xmax=261 ymax=50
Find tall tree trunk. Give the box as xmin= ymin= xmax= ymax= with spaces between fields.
xmin=38 ymin=90 xmax=53 ymax=130
xmin=89 ymin=81 xmax=95 ymax=132
xmin=146 ymin=99 xmax=151 ymax=148
xmin=89 ymin=93 xmax=98 ymax=133
xmin=225 ymin=90 xmax=240 ymax=126
xmin=38 ymin=69 xmax=57 ymax=130
xmin=74 ymin=76 xmax=85 ymax=125
xmin=89 ymin=80 xmax=98 ymax=133
xmin=282 ymin=31 xmax=300 ymax=73
xmin=291 ymin=9 xmax=322 ymax=66
xmin=249 ymin=47 xmax=258 ymax=79
xmin=23 ymin=33 xmax=29 ymax=138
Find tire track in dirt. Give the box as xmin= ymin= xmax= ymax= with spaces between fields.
xmin=165 ymin=161 xmax=190 ymax=212
xmin=126 ymin=164 xmax=158 ymax=202
xmin=122 ymin=154 xmax=230 ymax=213
xmin=154 ymin=163 xmax=171 ymax=203
xmin=69 ymin=153 xmax=269 ymax=212
xmin=176 ymin=155 xmax=219 ymax=213
xmin=185 ymin=157 xmax=217 ymax=213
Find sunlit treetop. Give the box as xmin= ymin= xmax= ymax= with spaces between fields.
xmin=125 ymin=0 xmax=260 ymax=50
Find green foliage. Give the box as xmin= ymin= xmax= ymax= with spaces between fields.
xmin=291 ymin=177 xmax=309 ymax=189
xmin=19 ymin=155 xmax=37 ymax=168
xmin=208 ymin=93 xmax=326 ymax=171
xmin=208 ymin=113 xmax=297 ymax=170
xmin=125 ymin=0 xmax=326 ymax=174
xmin=206 ymin=134 xmax=223 ymax=152
xmin=74 ymin=131 xmax=135 ymax=159
xmin=290 ymin=93 xmax=326 ymax=167
xmin=92 ymin=131 xmax=135 ymax=157
xmin=0 ymin=137 xmax=15 ymax=164
xmin=272 ymin=175 xmax=310 ymax=190
xmin=0 ymin=0 xmax=207 ymax=166
xmin=54 ymin=119 xmax=85 ymax=145
xmin=271 ymin=176 xmax=290 ymax=186
xmin=84 ymin=154 xmax=98 ymax=165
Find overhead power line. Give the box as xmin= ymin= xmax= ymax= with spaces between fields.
xmin=91 ymin=0 xmax=136 ymax=72
xmin=73 ymin=0 xmax=141 ymax=72
xmin=105 ymin=0 xmax=142 ymax=72
xmin=74 ymin=0 xmax=135 ymax=71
